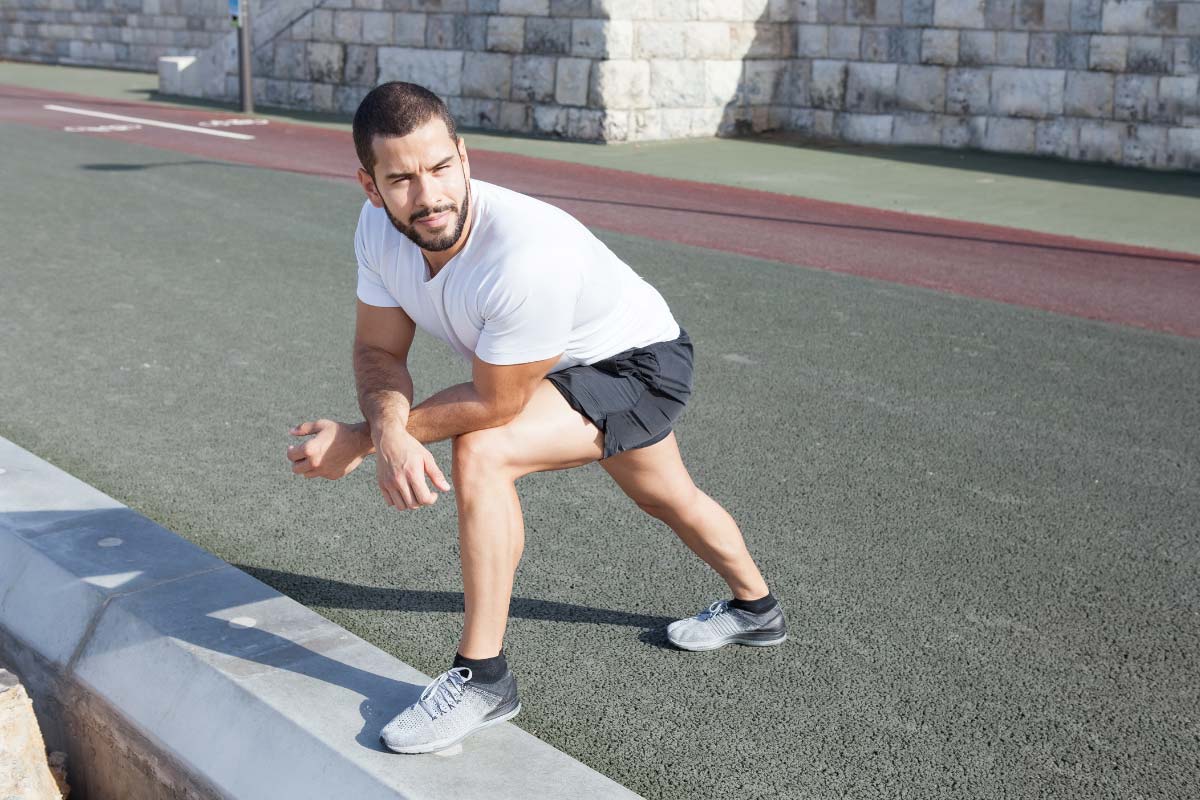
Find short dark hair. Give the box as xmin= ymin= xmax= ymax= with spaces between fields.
xmin=352 ymin=82 xmax=459 ymax=178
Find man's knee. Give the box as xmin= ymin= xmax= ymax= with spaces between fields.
xmin=452 ymin=427 xmax=513 ymax=482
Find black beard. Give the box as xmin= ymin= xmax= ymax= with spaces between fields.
xmin=380 ymin=178 xmax=471 ymax=253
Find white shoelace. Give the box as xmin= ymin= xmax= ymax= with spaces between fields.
xmin=698 ymin=600 xmax=730 ymax=621
xmin=419 ymin=667 xmax=471 ymax=719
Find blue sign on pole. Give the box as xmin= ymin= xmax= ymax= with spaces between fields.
xmin=229 ymin=0 xmax=240 ymax=25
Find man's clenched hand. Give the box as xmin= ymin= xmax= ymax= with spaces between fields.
xmin=372 ymin=424 xmax=452 ymax=510
xmin=287 ymin=419 xmax=370 ymax=480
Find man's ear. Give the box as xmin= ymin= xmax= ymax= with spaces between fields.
xmin=457 ymin=137 xmax=470 ymax=179
xmin=357 ymin=167 xmax=383 ymax=208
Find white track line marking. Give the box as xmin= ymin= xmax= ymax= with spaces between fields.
xmin=198 ymin=118 xmax=269 ymax=127
xmin=44 ymin=104 xmax=256 ymax=140
xmin=64 ymin=124 xmax=144 ymax=133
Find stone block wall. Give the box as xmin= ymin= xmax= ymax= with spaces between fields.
xmin=217 ymin=0 xmax=790 ymax=143
xmin=256 ymin=0 xmax=602 ymax=132
xmin=200 ymin=0 xmax=1200 ymax=169
xmin=782 ymin=0 xmax=1200 ymax=170
xmin=4 ymin=0 xmax=1198 ymax=169
xmin=0 ymin=0 xmax=230 ymax=71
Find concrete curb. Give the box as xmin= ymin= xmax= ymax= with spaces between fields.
xmin=0 ymin=437 xmax=643 ymax=799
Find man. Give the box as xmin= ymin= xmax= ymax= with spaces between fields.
xmin=286 ymin=82 xmax=787 ymax=755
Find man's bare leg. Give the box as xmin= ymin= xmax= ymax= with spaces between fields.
xmin=601 ymin=432 xmax=784 ymax=651
xmin=600 ymin=432 xmax=770 ymax=601
xmin=379 ymin=381 xmax=609 ymax=752
xmin=662 ymin=490 xmax=770 ymax=601
xmin=450 ymin=380 xmax=603 ymax=659
xmin=451 ymin=452 xmax=521 ymax=658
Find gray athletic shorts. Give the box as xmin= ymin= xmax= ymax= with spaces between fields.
xmin=546 ymin=327 xmax=694 ymax=459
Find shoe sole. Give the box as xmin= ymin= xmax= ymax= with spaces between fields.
xmin=668 ymin=632 xmax=788 ymax=652
xmin=381 ymin=702 xmax=522 ymax=755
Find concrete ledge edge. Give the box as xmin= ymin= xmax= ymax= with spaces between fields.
xmin=0 ymin=436 xmax=643 ymax=800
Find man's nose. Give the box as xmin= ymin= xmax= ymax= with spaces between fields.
xmin=411 ymin=173 xmax=446 ymax=213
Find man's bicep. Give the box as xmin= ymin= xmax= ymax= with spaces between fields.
xmin=354 ymin=299 xmax=417 ymax=364
xmin=472 ymin=352 xmax=562 ymax=419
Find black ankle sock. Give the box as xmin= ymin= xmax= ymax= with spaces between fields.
xmin=452 ymin=650 xmax=508 ymax=683
xmin=729 ymin=592 xmax=778 ymax=615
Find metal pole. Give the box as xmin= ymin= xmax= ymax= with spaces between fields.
xmin=236 ymin=0 xmax=254 ymax=114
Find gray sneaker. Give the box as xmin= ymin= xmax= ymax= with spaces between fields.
xmin=380 ymin=666 xmax=521 ymax=754
xmin=666 ymin=599 xmax=788 ymax=651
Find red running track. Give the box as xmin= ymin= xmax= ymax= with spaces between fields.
xmin=4 ymin=83 xmax=1198 ymax=338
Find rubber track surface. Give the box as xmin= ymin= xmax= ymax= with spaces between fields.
xmin=3 ymin=83 xmax=1197 ymax=338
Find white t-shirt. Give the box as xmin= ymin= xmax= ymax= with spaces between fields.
xmin=354 ymin=179 xmax=680 ymax=372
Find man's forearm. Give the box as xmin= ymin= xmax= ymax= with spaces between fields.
xmin=352 ymin=382 xmax=511 ymax=446
xmin=354 ymin=346 xmax=414 ymax=438
xmin=406 ymin=382 xmax=512 ymax=443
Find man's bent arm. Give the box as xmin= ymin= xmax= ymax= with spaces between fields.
xmin=345 ymin=383 xmax=508 ymax=446
xmin=403 ymin=352 xmax=562 ymax=442
xmin=404 ymin=381 xmax=512 ymax=443
xmin=354 ymin=344 xmax=415 ymax=444
xmin=351 ymin=352 xmax=561 ymax=445
xmin=352 ymin=367 xmax=508 ymax=448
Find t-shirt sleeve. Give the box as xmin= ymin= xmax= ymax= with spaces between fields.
xmin=354 ymin=205 xmax=401 ymax=308
xmin=474 ymin=258 xmax=578 ymax=365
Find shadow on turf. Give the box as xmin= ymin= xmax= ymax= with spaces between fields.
xmin=81 ymin=161 xmax=251 ymax=171
xmin=80 ymin=160 xmax=356 ymax=181
xmin=236 ymin=563 xmax=675 ymax=631
xmin=750 ymin=131 xmax=1200 ymax=197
